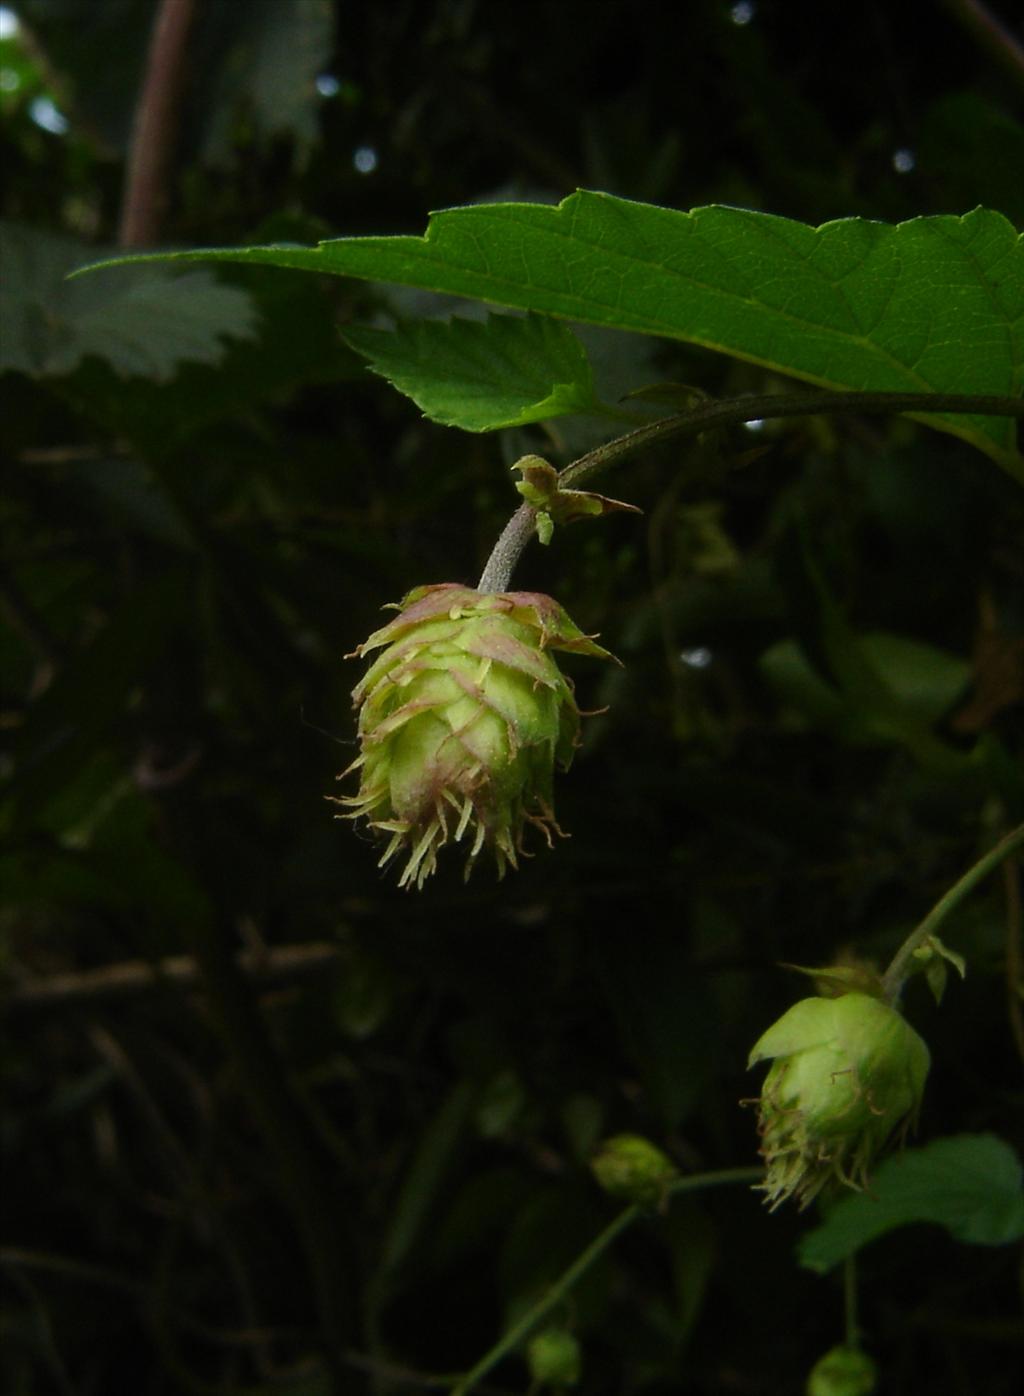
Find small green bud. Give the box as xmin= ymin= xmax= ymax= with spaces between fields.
xmin=590 ymin=1133 xmax=680 ymax=1206
xmin=747 ymin=992 xmax=929 ymax=1210
xmin=334 ymin=584 xmax=614 ymax=889
xmin=527 ymin=1327 xmax=581 ymax=1386
xmin=806 ymin=1344 xmax=877 ymax=1396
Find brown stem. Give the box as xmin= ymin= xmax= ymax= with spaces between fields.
xmin=4 ymin=941 xmax=342 ymax=1014
xmin=118 ymin=0 xmax=197 ymax=247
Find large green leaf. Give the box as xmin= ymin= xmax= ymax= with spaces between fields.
xmin=77 ymin=193 xmax=1024 ymax=467
xmin=798 ymin=1134 xmax=1024 ymax=1273
xmin=344 ymin=311 xmax=600 ymax=430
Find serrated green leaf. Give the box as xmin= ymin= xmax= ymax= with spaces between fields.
xmin=1 ymin=221 xmax=257 ymax=381
xmin=77 ymin=192 xmax=1024 ymax=468
xmin=798 ymin=1134 xmax=1024 ymax=1273
xmin=343 ymin=312 xmax=599 ymax=430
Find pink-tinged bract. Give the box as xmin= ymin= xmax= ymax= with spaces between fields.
xmin=333 ymin=583 xmax=613 ymax=889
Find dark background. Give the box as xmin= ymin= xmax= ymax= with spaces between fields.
xmin=2 ymin=1 xmax=1023 ymax=1392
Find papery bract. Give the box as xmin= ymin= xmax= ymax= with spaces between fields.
xmin=334 ymin=583 xmax=613 ymax=889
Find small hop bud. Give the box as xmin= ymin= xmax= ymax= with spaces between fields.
xmin=527 ymin=1327 xmax=582 ymax=1386
xmin=334 ymin=583 xmax=613 ymax=889
xmin=590 ymin=1133 xmax=680 ymax=1206
xmin=806 ymin=1345 xmax=877 ymax=1396
xmin=747 ymin=992 xmax=929 ymax=1211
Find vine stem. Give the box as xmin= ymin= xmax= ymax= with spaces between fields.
xmin=476 ymin=390 xmax=1024 ymax=592
xmin=881 ymin=825 xmax=1024 ymax=1001
xmin=447 ymin=1166 xmax=760 ymax=1396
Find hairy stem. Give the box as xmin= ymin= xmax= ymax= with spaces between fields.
xmin=476 ymin=390 xmax=1023 ymax=592
xmin=881 ymin=825 xmax=1024 ymax=1000
xmin=448 ymin=1166 xmax=760 ymax=1395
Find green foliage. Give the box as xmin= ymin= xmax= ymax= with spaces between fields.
xmin=798 ymin=1134 xmax=1024 ymax=1272
xmin=1 ymin=220 xmax=256 ymax=379
xmin=85 ymin=195 xmax=1024 ymax=468
xmin=4 ymin=3 xmax=1024 ymax=1395
xmin=344 ymin=311 xmax=600 ymax=430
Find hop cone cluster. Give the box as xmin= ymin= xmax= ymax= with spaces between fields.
xmin=747 ymin=992 xmax=929 ymax=1211
xmin=335 ymin=583 xmax=613 ymax=889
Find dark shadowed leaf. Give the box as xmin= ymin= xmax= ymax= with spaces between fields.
xmin=798 ymin=1134 xmax=1024 ymax=1273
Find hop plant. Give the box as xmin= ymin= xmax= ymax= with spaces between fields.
xmin=335 ymin=583 xmax=613 ymax=889
xmin=747 ymin=992 xmax=929 ymax=1211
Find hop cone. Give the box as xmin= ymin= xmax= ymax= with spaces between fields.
xmin=335 ymin=583 xmax=613 ymax=889
xmin=747 ymin=992 xmax=929 ymax=1211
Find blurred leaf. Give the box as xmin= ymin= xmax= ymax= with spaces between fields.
xmin=200 ymin=0 xmax=333 ymax=162
xmin=859 ymin=634 xmax=971 ymax=724
xmin=344 ymin=311 xmax=600 ymax=430
xmin=663 ymin=1200 xmax=715 ymax=1348
xmin=374 ymin=1081 xmax=476 ymax=1286
xmin=919 ymin=92 xmax=1024 ymax=227
xmin=761 ymin=632 xmax=971 ymax=740
xmin=596 ymin=933 xmax=720 ymax=1130
xmin=0 ymin=222 xmax=256 ymax=381
xmin=798 ymin=1134 xmax=1024 ymax=1273
xmin=87 ymin=194 xmax=1024 ymax=469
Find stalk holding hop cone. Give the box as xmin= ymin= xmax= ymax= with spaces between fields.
xmin=334 ymin=583 xmax=615 ymax=889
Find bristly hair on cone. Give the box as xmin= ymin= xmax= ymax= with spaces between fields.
xmin=331 ymin=583 xmax=616 ymax=889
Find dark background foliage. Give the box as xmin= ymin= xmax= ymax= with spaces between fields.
xmin=2 ymin=1 xmax=1022 ymax=1393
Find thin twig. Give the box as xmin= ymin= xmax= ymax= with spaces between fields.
xmin=4 ymin=941 xmax=342 ymax=1013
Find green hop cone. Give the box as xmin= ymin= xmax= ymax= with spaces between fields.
xmin=527 ymin=1327 xmax=582 ymax=1387
xmin=590 ymin=1133 xmax=680 ymax=1206
xmin=747 ymin=992 xmax=929 ymax=1211
xmin=335 ymin=583 xmax=614 ymax=889
xmin=806 ymin=1345 xmax=877 ymax=1396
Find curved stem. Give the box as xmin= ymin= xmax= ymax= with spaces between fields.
xmin=448 ymin=1166 xmax=760 ymax=1395
xmin=476 ymin=390 xmax=1023 ymax=591
xmin=881 ymin=825 xmax=1024 ymax=1001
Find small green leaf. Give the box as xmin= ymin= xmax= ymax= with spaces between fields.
xmin=798 ymin=1134 xmax=1024 ymax=1273
xmin=513 ymin=454 xmax=641 ymax=543
xmin=912 ymin=934 xmax=967 ymax=1006
xmin=343 ymin=311 xmax=599 ymax=430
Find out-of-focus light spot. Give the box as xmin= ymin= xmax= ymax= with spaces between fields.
xmin=0 ymin=66 xmax=19 ymax=91
xmin=744 ymin=418 xmax=764 ymax=431
xmin=0 ymin=7 xmax=20 ymax=40
xmin=730 ymin=1 xmax=755 ymax=24
xmin=316 ymin=73 xmax=340 ymax=97
xmin=680 ymin=646 xmax=713 ymax=669
xmin=29 ymin=95 xmax=68 ymax=134
xmin=892 ymin=147 xmax=915 ymax=174
xmin=353 ymin=145 xmax=378 ymax=174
